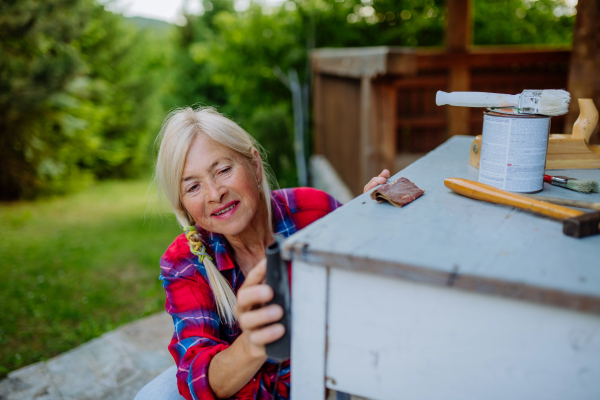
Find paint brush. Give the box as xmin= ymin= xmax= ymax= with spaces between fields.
xmin=544 ymin=174 xmax=599 ymax=193
xmin=436 ymin=89 xmax=570 ymax=116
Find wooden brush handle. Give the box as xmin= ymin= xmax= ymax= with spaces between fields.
xmin=444 ymin=178 xmax=585 ymax=220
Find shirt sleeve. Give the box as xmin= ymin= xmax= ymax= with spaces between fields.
xmin=161 ymin=246 xmax=269 ymax=400
xmin=161 ymin=257 xmax=231 ymax=400
xmin=283 ymin=187 xmax=343 ymax=230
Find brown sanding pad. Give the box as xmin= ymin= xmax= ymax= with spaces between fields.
xmin=371 ymin=177 xmax=425 ymax=207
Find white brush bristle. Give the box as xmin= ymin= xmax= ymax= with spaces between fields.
xmin=538 ymin=89 xmax=571 ymax=116
xmin=566 ymin=179 xmax=599 ymax=194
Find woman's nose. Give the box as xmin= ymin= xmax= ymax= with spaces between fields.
xmin=206 ymin=181 xmax=227 ymax=202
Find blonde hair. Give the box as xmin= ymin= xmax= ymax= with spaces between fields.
xmin=155 ymin=106 xmax=275 ymax=325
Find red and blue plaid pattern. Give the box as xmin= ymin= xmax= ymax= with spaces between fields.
xmin=160 ymin=188 xmax=341 ymax=400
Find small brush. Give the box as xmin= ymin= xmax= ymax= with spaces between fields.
xmin=436 ymin=89 xmax=571 ymax=116
xmin=544 ymin=174 xmax=599 ymax=193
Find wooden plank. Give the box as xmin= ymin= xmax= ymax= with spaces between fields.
xmin=360 ymin=76 xmax=372 ymax=191
xmin=312 ymin=47 xmax=417 ymax=79
xmin=325 ymin=268 xmax=600 ymax=399
xmin=318 ymin=75 xmax=362 ymax=195
xmin=370 ymin=80 xmax=397 ymax=178
xmin=396 ymin=116 xmax=446 ymax=129
xmin=291 ymin=261 xmax=328 ymax=400
xmin=284 ymin=136 xmax=600 ymax=314
xmin=447 ymin=65 xmax=471 ymax=136
xmin=469 ymin=134 xmax=600 ymax=170
xmin=313 ymin=72 xmax=325 ymax=155
xmin=416 ymin=48 xmax=570 ymax=70
xmin=445 ymin=0 xmax=472 ymax=52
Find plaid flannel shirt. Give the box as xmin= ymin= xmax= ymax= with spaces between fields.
xmin=160 ymin=188 xmax=342 ymax=400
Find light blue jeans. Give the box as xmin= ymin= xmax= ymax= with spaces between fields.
xmin=134 ymin=365 xmax=185 ymax=400
xmin=134 ymin=365 xmax=353 ymax=400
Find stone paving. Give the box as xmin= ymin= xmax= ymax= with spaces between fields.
xmin=0 ymin=312 xmax=174 ymax=400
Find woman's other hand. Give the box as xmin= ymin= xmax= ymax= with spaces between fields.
xmin=363 ymin=169 xmax=391 ymax=193
xmin=235 ymin=259 xmax=284 ymax=358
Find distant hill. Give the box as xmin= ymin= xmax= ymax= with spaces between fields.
xmin=126 ymin=16 xmax=173 ymax=33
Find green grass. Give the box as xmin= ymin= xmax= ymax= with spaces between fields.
xmin=0 ymin=178 xmax=182 ymax=379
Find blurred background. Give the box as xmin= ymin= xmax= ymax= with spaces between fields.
xmin=0 ymin=0 xmax=578 ymax=379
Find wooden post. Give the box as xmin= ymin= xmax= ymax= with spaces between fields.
xmin=565 ymin=0 xmax=600 ymax=144
xmin=360 ymin=76 xmax=373 ymax=187
xmin=313 ymin=72 xmax=325 ymax=155
xmin=445 ymin=0 xmax=472 ymax=52
xmin=370 ymin=80 xmax=397 ymax=176
xmin=446 ymin=0 xmax=472 ymax=137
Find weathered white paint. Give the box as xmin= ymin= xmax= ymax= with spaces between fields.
xmin=291 ymin=261 xmax=328 ymax=400
xmin=325 ymin=267 xmax=600 ymax=400
xmin=289 ymin=136 xmax=600 ymax=305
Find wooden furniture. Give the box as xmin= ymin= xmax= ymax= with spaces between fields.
xmin=312 ymin=46 xmax=570 ymax=196
xmin=286 ymin=136 xmax=600 ymax=400
xmin=469 ymin=99 xmax=600 ymax=170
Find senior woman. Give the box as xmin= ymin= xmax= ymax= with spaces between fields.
xmin=135 ymin=107 xmax=389 ymax=400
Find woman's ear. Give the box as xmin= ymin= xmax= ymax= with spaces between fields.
xmin=251 ymin=148 xmax=263 ymax=183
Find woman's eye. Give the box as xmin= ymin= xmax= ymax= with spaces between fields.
xmin=220 ymin=167 xmax=231 ymax=174
xmin=187 ymin=184 xmax=199 ymax=193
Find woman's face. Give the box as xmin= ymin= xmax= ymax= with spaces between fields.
xmin=180 ymin=134 xmax=262 ymax=237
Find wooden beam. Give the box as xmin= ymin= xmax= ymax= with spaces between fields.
xmin=565 ymin=0 xmax=600 ymax=143
xmin=370 ymin=80 xmax=397 ymax=176
xmin=360 ymin=76 xmax=372 ymax=188
xmin=311 ymin=47 xmax=417 ymax=78
xmin=447 ymin=65 xmax=471 ymax=136
xmin=312 ymin=72 xmax=324 ymax=155
xmin=417 ymin=48 xmax=570 ymax=70
xmin=446 ymin=0 xmax=472 ymax=52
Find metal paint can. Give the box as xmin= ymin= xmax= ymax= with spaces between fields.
xmin=479 ymin=108 xmax=551 ymax=193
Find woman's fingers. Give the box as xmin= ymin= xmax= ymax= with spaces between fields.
xmin=237 ymin=284 xmax=273 ymax=309
xmin=363 ymin=169 xmax=391 ymax=193
xmin=239 ymin=304 xmax=283 ymax=331
xmin=243 ymin=258 xmax=266 ymax=288
xmin=363 ymin=176 xmax=387 ymax=193
xmin=379 ymin=169 xmax=391 ymax=179
xmin=248 ymin=323 xmax=285 ymax=346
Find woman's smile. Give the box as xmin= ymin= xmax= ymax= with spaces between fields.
xmin=211 ymin=201 xmax=239 ymax=219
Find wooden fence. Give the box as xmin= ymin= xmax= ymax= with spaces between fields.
xmin=312 ymin=46 xmax=570 ymax=195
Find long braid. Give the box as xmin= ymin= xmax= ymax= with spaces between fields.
xmin=183 ymin=224 xmax=237 ymax=326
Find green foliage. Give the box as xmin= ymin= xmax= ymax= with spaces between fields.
xmin=0 ymin=0 xmax=170 ymax=200
xmin=474 ymin=0 xmax=575 ymax=45
xmin=0 ymin=177 xmax=181 ymax=379
xmin=248 ymin=104 xmax=297 ymax=188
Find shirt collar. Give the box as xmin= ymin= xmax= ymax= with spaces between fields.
xmin=199 ymin=191 xmax=295 ymax=272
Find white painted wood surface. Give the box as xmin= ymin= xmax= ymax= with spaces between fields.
xmin=325 ymin=268 xmax=600 ymax=400
xmin=287 ymin=136 xmax=600 ymax=314
xmin=288 ymin=136 xmax=600 ymax=399
xmin=291 ymin=261 xmax=328 ymax=400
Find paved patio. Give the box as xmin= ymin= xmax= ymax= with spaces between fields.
xmin=0 ymin=312 xmax=174 ymax=400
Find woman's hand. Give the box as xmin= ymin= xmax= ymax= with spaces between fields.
xmin=363 ymin=169 xmax=391 ymax=193
xmin=235 ymin=259 xmax=285 ymax=358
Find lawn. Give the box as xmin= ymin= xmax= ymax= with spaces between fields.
xmin=0 ymin=177 xmax=182 ymax=378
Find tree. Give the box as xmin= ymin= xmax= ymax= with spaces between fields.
xmin=0 ymin=0 xmax=170 ymax=200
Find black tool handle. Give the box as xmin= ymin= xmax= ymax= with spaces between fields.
xmin=264 ymin=235 xmax=291 ymax=361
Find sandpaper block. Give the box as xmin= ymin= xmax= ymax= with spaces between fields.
xmin=371 ymin=177 xmax=425 ymax=207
